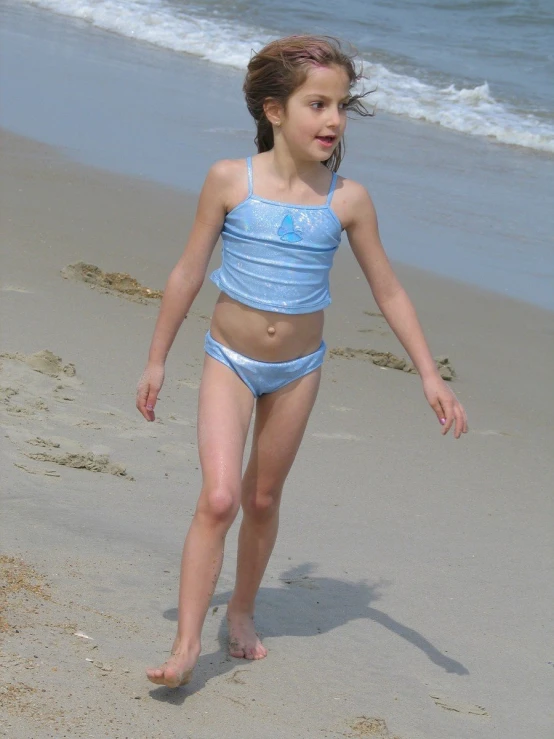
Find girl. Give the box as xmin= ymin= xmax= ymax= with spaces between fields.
xmin=136 ymin=35 xmax=468 ymax=688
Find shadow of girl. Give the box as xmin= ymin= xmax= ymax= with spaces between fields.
xmin=151 ymin=561 xmax=467 ymax=700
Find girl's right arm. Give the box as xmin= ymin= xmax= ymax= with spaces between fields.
xmin=136 ymin=161 xmax=233 ymax=421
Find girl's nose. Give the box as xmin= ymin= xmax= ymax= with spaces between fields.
xmin=327 ymin=107 xmax=341 ymax=127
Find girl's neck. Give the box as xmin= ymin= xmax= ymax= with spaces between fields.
xmin=261 ymin=149 xmax=327 ymax=188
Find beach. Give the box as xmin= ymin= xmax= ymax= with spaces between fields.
xmin=1 ymin=3 xmax=554 ymax=738
xmin=2 ymin=129 xmax=553 ymax=738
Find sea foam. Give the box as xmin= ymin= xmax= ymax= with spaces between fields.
xmin=23 ymin=0 xmax=554 ymax=153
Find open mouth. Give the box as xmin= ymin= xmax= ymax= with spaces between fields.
xmin=316 ymin=135 xmax=336 ymax=147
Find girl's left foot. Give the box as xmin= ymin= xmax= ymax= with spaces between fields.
xmin=227 ymin=607 xmax=268 ymax=660
xmin=146 ymin=643 xmax=200 ymax=688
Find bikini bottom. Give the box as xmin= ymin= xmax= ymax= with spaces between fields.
xmin=204 ymin=330 xmax=326 ymax=398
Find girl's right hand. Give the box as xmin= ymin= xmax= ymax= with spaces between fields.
xmin=136 ymin=363 xmax=165 ymax=422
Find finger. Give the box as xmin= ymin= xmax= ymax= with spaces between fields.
xmin=136 ymin=384 xmax=148 ymax=412
xmin=461 ymin=408 xmax=469 ymax=434
xmin=136 ymin=381 xmax=154 ymax=421
xmin=453 ymin=406 xmax=465 ymax=439
xmin=441 ymin=402 xmax=455 ymax=435
xmin=430 ymin=399 xmax=447 ymax=427
xmin=145 ymin=388 xmax=159 ymax=421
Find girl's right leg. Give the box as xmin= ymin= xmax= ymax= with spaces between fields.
xmin=146 ymin=355 xmax=255 ymax=688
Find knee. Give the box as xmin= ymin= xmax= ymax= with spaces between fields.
xmin=242 ymin=485 xmax=282 ymax=523
xmin=198 ymin=484 xmax=240 ymax=526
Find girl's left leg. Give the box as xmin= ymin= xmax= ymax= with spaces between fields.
xmin=227 ymin=368 xmax=321 ymax=659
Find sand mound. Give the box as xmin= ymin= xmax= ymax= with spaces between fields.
xmin=348 ymin=715 xmax=401 ymax=738
xmin=61 ymin=262 xmax=163 ymax=302
xmin=0 ymin=350 xmax=76 ymax=378
xmin=330 ymin=348 xmax=456 ymax=380
xmin=24 ymin=451 xmax=129 ymax=477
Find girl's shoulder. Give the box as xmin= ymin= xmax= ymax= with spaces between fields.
xmin=203 ymin=158 xmax=250 ymax=211
xmin=206 ymin=157 xmax=248 ymax=188
xmin=335 ymin=175 xmax=371 ymax=200
xmin=332 ymin=176 xmax=376 ymax=230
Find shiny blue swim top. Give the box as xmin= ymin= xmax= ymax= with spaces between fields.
xmin=210 ymin=157 xmax=342 ymax=314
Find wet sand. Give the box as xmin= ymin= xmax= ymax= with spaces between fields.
xmin=1 ymin=130 xmax=553 ymax=739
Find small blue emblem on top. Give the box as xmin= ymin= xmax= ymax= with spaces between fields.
xmin=278 ymin=214 xmax=302 ymax=243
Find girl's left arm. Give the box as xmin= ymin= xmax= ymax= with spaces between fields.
xmin=343 ymin=182 xmax=468 ymax=438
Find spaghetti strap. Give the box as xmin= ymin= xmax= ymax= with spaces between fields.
xmin=326 ymin=172 xmax=338 ymax=206
xmin=246 ymin=156 xmax=253 ymax=196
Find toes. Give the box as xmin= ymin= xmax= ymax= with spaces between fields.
xmin=246 ymin=645 xmax=267 ymax=660
xmin=146 ymin=670 xmax=167 ymax=685
xmin=146 ymin=665 xmax=192 ymax=688
xmin=230 ymin=642 xmax=267 ymax=660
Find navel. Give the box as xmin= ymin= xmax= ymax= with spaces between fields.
xmin=267 ymin=325 xmax=276 ymax=336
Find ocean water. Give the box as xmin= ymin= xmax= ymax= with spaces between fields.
xmin=1 ymin=0 xmax=553 ymax=310
xmin=18 ymin=0 xmax=554 ymax=153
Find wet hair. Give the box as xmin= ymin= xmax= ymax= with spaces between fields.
xmin=243 ymin=35 xmax=372 ymax=172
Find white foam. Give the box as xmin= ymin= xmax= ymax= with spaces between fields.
xmin=25 ymin=0 xmax=273 ymax=69
xmin=364 ymin=63 xmax=554 ymax=153
xmin=23 ymin=0 xmax=554 ymax=154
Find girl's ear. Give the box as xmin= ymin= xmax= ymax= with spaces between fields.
xmin=263 ymin=98 xmax=283 ymax=127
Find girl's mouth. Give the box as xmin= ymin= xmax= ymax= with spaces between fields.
xmin=316 ymin=136 xmax=336 ymax=148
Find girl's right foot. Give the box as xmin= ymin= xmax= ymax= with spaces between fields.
xmin=146 ymin=643 xmax=201 ymax=688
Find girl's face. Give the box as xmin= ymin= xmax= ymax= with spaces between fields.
xmin=278 ymin=64 xmax=351 ymax=162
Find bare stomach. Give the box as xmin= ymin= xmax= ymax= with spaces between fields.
xmin=209 ymin=292 xmax=324 ymax=362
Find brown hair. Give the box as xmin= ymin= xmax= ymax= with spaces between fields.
xmin=243 ymin=35 xmax=372 ymax=172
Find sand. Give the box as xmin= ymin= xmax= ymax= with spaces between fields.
xmin=1 ymin=130 xmax=553 ymax=739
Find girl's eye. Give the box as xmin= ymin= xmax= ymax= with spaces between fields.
xmin=310 ymin=101 xmax=324 ymax=109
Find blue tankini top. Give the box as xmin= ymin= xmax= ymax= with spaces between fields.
xmin=210 ymin=157 xmax=342 ymax=314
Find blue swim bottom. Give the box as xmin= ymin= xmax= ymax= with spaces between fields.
xmin=204 ymin=331 xmax=326 ymax=398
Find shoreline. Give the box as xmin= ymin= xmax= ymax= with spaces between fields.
xmin=2 ymin=1 xmax=554 ymax=310
xmin=1 ymin=127 xmax=553 ymax=738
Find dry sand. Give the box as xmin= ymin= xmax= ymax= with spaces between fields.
xmin=1 ymin=130 xmax=553 ymax=739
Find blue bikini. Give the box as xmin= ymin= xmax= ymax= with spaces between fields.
xmin=206 ymin=157 xmax=341 ymax=397
xmin=204 ymin=331 xmax=327 ymax=398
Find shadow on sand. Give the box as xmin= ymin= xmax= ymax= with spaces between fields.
xmin=149 ymin=562 xmax=468 ymax=702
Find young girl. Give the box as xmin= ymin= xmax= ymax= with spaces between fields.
xmin=136 ymin=35 xmax=467 ymax=688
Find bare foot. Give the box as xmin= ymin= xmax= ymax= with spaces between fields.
xmin=146 ymin=645 xmax=200 ymax=688
xmin=227 ymin=608 xmax=268 ymax=660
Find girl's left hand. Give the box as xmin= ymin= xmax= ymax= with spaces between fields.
xmin=423 ymin=375 xmax=468 ymax=439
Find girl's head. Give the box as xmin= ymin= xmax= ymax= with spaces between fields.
xmin=243 ymin=35 xmax=371 ymax=171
